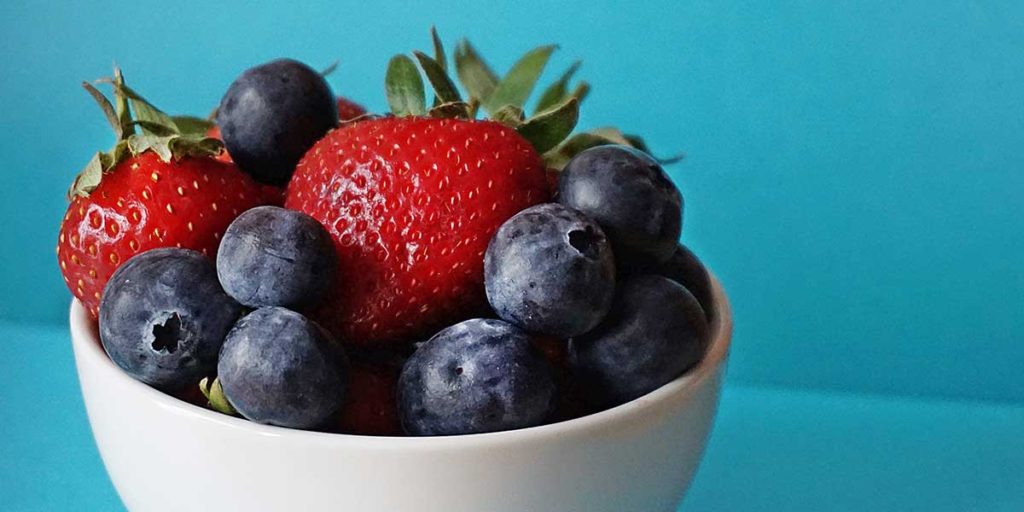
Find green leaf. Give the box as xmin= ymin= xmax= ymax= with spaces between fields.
xmin=111 ymin=81 xmax=178 ymax=136
xmin=82 ymin=82 xmax=122 ymax=139
xmin=533 ymin=61 xmax=580 ymax=114
xmin=516 ymin=97 xmax=579 ymax=153
xmin=128 ymin=120 xmax=177 ymax=137
xmin=385 ymin=55 xmax=426 ymax=117
xmin=561 ymin=131 xmax=616 ymax=152
xmin=466 ymin=96 xmax=481 ymax=119
xmin=541 ymin=132 xmax=616 ymax=170
xmin=589 ymin=127 xmax=632 ymax=146
xmin=454 ymin=40 xmax=498 ymax=104
xmin=68 ymin=152 xmax=106 ymax=198
xmin=131 ymin=101 xmax=174 ymax=136
xmin=169 ymin=134 xmax=224 ymax=158
xmin=588 ymin=127 xmax=684 ymax=164
xmin=428 ymin=101 xmax=471 ymax=119
xmin=320 ymin=60 xmax=339 ymax=77
xmin=109 ymin=139 xmax=131 ymax=163
xmin=128 ymin=134 xmax=175 ymax=161
xmin=199 ymin=377 xmax=238 ymax=416
xmin=170 ymin=116 xmax=214 ymax=136
xmin=484 ymin=45 xmax=557 ymax=114
xmin=111 ymin=68 xmax=133 ymax=137
xmin=431 ymin=26 xmax=447 ymax=72
xmin=413 ymin=51 xmax=461 ymax=104
xmin=491 ymin=105 xmax=525 ymax=127
xmin=125 ymin=131 xmax=222 ymax=163
xmin=571 ymin=81 xmax=590 ymax=103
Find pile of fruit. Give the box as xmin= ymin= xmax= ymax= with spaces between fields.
xmin=57 ymin=31 xmax=714 ymax=436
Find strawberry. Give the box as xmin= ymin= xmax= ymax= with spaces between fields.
xmin=286 ymin=116 xmax=548 ymax=345
xmin=283 ymin=32 xmax=669 ymax=346
xmin=336 ymin=97 xmax=368 ymax=122
xmin=335 ymin=360 xmax=402 ymax=435
xmin=281 ymin=32 xmax=671 ymax=348
xmin=57 ymin=69 xmax=264 ymax=318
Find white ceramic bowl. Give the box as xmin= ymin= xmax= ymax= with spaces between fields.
xmin=71 ymin=277 xmax=732 ymax=512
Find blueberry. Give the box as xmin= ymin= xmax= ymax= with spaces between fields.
xmin=99 ymin=248 xmax=241 ymax=390
xmin=558 ymin=145 xmax=682 ymax=265
xmin=484 ymin=203 xmax=615 ymax=337
xmin=568 ymin=274 xmax=709 ymax=407
xmin=216 ymin=206 xmax=335 ymax=309
xmin=217 ymin=59 xmax=337 ymax=185
xmin=397 ymin=319 xmax=555 ymax=436
xmin=623 ymin=243 xmax=714 ymax=321
xmin=218 ymin=307 xmax=348 ymax=429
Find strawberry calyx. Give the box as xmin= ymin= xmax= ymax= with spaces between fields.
xmin=68 ymin=68 xmax=224 ymax=199
xmin=383 ymin=28 xmax=680 ymax=169
xmin=199 ymin=377 xmax=238 ymax=416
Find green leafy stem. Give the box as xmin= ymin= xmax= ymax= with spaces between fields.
xmin=384 ymin=27 xmax=681 ymax=169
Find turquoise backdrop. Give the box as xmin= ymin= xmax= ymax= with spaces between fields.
xmin=1 ymin=1 xmax=1022 ymax=510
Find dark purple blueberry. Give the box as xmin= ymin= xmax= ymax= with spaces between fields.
xmin=558 ymin=145 xmax=682 ymax=265
xmin=623 ymin=243 xmax=714 ymax=321
xmin=217 ymin=59 xmax=337 ymax=185
xmin=484 ymin=203 xmax=616 ymax=338
xmin=99 ymin=248 xmax=241 ymax=390
xmin=216 ymin=206 xmax=335 ymax=309
xmin=218 ymin=307 xmax=348 ymax=430
xmin=569 ymin=274 xmax=709 ymax=407
xmin=397 ymin=319 xmax=555 ymax=436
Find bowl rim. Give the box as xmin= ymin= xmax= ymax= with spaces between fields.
xmin=71 ymin=274 xmax=732 ymax=451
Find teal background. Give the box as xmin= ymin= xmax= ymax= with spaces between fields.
xmin=1 ymin=0 xmax=1022 ymax=510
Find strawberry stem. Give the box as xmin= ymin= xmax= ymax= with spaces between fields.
xmin=67 ymin=67 xmax=223 ymax=199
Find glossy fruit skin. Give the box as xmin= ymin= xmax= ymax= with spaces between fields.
xmin=623 ymin=243 xmax=714 ymax=321
xmin=285 ymin=117 xmax=549 ymax=346
xmin=558 ymin=145 xmax=682 ymax=265
xmin=99 ymin=248 xmax=242 ymax=390
xmin=484 ymin=203 xmax=615 ymax=337
xmin=57 ymin=152 xmax=265 ymax=318
xmin=216 ymin=206 xmax=335 ymax=309
xmin=335 ymin=360 xmax=402 ymax=436
xmin=568 ymin=274 xmax=709 ymax=407
xmin=397 ymin=318 xmax=555 ymax=436
xmin=217 ymin=59 xmax=338 ymax=186
xmin=218 ymin=307 xmax=349 ymax=430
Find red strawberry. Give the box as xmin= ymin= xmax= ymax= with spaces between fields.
xmin=545 ymin=167 xmax=561 ymax=197
xmin=337 ymin=97 xmax=368 ymax=122
xmin=335 ymin=361 xmax=402 ymax=435
xmin=287 ymin=32 xmax=642 ymax=345
xmin=286 ymin=117 xmax=548 ymax=345
xmin=57 ymin=70 xmax=264 ymax=318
